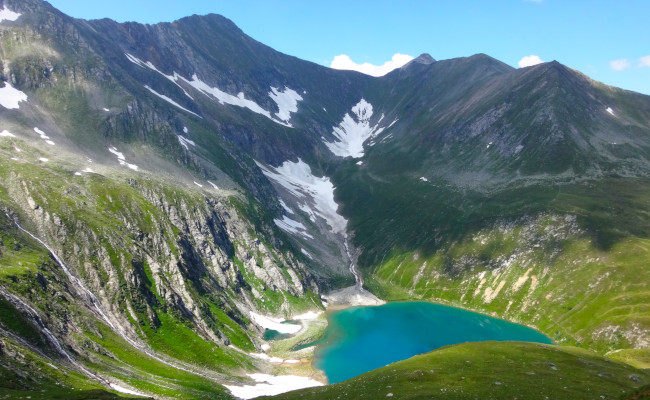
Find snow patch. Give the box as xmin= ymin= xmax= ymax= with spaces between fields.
xmin=249 ymin=353 xmax=299 ymax=364
xmin=109 ymin=383 xmax=145 ymax=397
xmin=83 ymin=168 xmax=95 ymax=173
xmin=34 ymin=127 xmax=54 ymax=145
xmin=279 ymin=199 xmax=294 ymax=214
xmin=323 ymin=99 xmax=391 ymax=158
xmin=0 ymin=82 xmax=28 ymax=109
xmin=0 ymin=130 xmax=15 ymax=137
xmin=274 ymin=215 xmax=314 ymax=239
xmin=126 ymin=54 xmax=293 ymax=126
xmin=419 ymin=177 xmax=428 ymax=182
xmin=356 ymin=161 xmax=363 ymax=166
xmin=178 ymin=135 xmax=195 ymax=150
xmin=268 ymin=87 xmax=303 ymax=125
xmin=0 ymin=6 xmax=21 ymax=23
xmin=300 ymin=248 xmax=313 ymax=260
xmin=108 ymin=147 xmax=138 ymax=171
xmin=224 ymin=373 xmax=323 ymax=399
xmin=34 ymin=127 xmax=50 ymax=139
xmin=144 ymin=85 xmax=200 ymax=118
xmin=606 ymin=107 xmax=615 ymax=115
xmin=249 ymin=312 xmax=302 ymax=334
xmin=207 ymin=180 xmax=219 ymax=189
xmin=181 ymin=74 xmax=290 ymax=127
xmin=292 ymin=311 xmax=322 ymax=320
xmin=257 ymin=159 xmax=348 ymax=236
xmin=38 ymin=157 xmax=48 ymax=162
xmin=74 ymin=172 xmax=82 ymax=176
xmin=126 ymin=53 xmax=194 ymax=99
xmin=193 ymin=181 xmax=203 ymax=188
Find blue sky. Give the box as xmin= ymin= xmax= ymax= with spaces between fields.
xmin=47 ymin=0 xmax=650 ymax=95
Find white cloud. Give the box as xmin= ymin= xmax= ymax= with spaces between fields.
xmin=518 ymin=55 xmax=543 ymax=68
xmin=638 ymin=56 xmax=650 ymax=68
xmin=610 ymin=58 xmax=630 ymax=71
xmin=330 ymin=53 xmax=414 ymax=77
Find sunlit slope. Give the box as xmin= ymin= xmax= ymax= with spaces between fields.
xmin=270 ymin=341 xmax=650 ymax=400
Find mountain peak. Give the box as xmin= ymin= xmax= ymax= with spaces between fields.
xmin=412 ymin=53 xmax=436 ymax=65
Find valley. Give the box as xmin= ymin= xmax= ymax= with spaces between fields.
xmin=0 ymin=0 xmax=649 ymax=399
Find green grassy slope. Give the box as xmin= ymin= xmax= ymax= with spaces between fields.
xmin=271 ymin=341 xmax=650 ymax=400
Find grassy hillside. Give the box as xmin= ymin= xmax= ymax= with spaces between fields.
xmin=270 ymin=341 xmax=650 ymax=400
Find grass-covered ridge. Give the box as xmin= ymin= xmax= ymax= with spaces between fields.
xmin=270 ymin=341 xmax=650 ymax=400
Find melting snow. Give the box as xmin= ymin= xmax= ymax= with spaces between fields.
xmin=224 ymin=373 xmax=323 ymax=400
xmin=0 ymin=82 xmax=28 ymax=109
xmin=323 ymin=99 xmax=391 ymax=158
xmin=103 ymin=108 xmax=110 ymax=112
xmin=274 ymin=215 xmax=314 ymax=239
xmin=207 ymin=180 xmax=219 ymax=189
xmin=183 ymin=126 xmax=188 ymax=133
xmin=0 ymin=130 xmax=16 ymax=137
xmin=38 ymin=157 xmax=48 ymax=162
xmin=34 ymin=127 xmax=50 ymax=139
xmin=126 ymin=54 xmax=291 ymax=127
xmin=257 ymin=159 xmax=348 ymax=236
xmin=356 ymin=161 xmax=363 ymax=166
xmin=606 ymin=107 xmax=615 ymax=115
xmin=144 ymin=85 xmax=201 ymax=118
xmin=34 ymin=127 xmax=54 ymax=145
xmin=193 ymin=181 xmax=203 ymax=188
xmin=126 ymin=53 xmax=194 ymax=99
xmin=178 ymin=135 xmax=195 ymax=150
xmin=0 ymin=6 xmax=21 ymax=23
xmin=300 ymin=248 xmax=313 ymax=259
xmin=268 ymin=87 xmax=303 ymax=125
xmin=109 ymin=383 xmax=144 ymax=397
xmin=250 ymin=312 xmax=302 ymax=334
xmin=420 ymin=177 xmax=429 ymax=182
xmin=74 ymin=172 xmax=82 ymax=176
xmin=108 ymin=147 xmax=139 ymax=171
xmin=279 ymin=199 xmax=294 ymax=214
xmin=182 ymin=74 xmax=291 ymax=127
xmin=293 ymin=311 xmax=322 ymax=320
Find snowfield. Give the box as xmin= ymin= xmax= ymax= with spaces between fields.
xmin=224 ymin=373 xmax=323 ymax=399
xmin=324 ymin=99 xmax=393 ymax=158
xmin=0 ymin=82 xmax=28 ymax=109
xmin=0 ymin=6 xmax=21 ymax=23
xmin=269 ymin=87 xmax=303 ymax=125
xmin=256 ymin=159 xmax=348 ymax=236
xmin=249 ymin=312 xmax=302 ymax=334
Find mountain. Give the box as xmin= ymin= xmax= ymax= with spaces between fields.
xmin=0 ymin=0 xmax=649 ymax=398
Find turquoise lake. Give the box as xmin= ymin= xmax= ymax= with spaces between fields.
xmin=314 ymin=301 xmax=552 ymax=384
